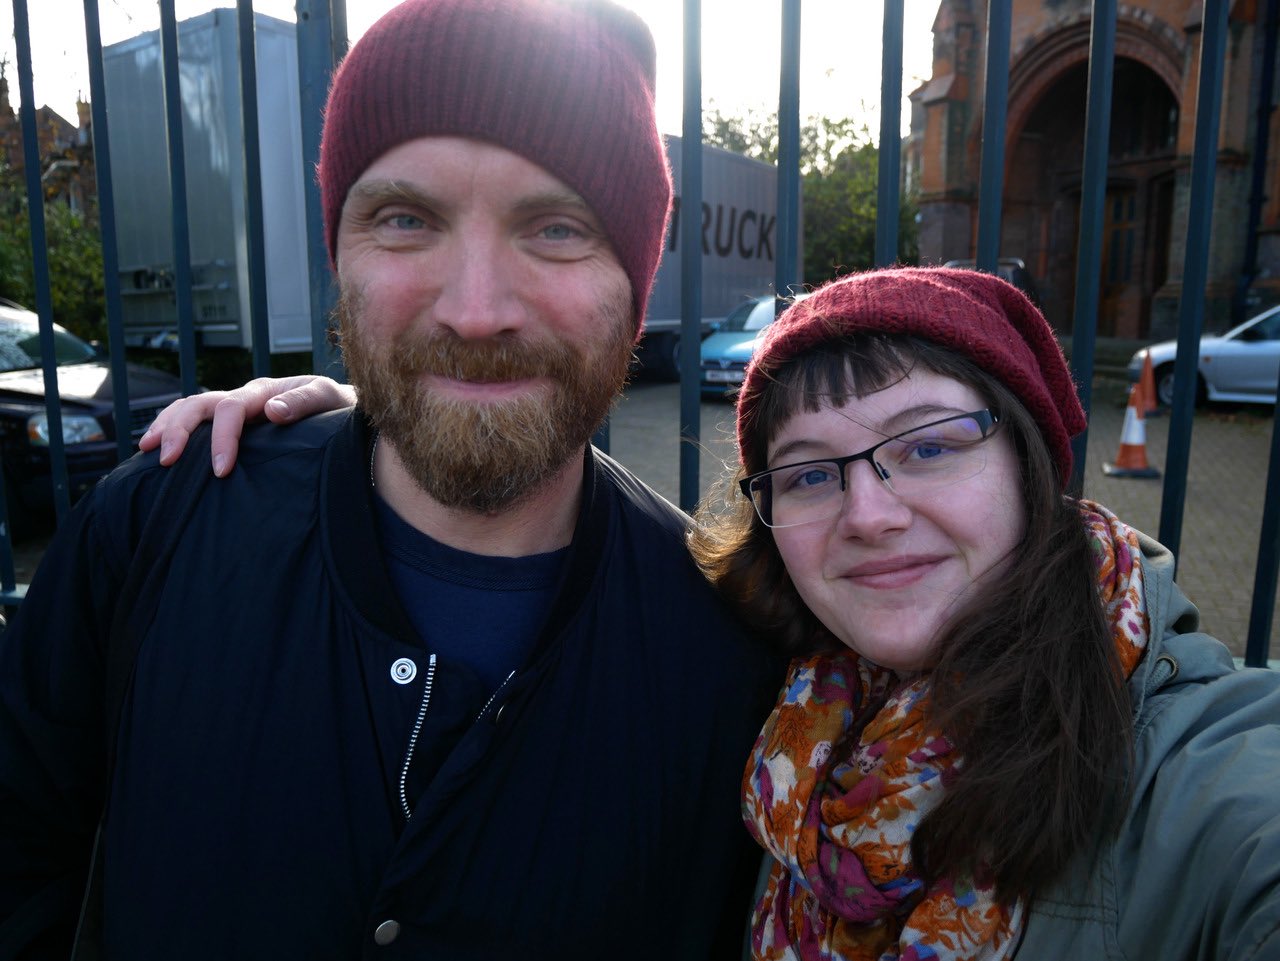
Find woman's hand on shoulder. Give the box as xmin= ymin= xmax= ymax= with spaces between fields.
xmin=138 ymin=375 xmax=357 ymax=477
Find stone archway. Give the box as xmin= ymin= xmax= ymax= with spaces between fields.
xmin=995 ymin=14 xmax=1184 ymax=335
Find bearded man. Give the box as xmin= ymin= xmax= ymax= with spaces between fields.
xmin=0 ymin=1 xmax=781 ymax=957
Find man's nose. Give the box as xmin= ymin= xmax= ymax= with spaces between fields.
xmin=430 ymin=231 xmax=528 ymax=339
xmin=832 ymin=458 xmax=912 ymax=541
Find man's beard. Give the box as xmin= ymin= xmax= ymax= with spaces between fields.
xmin=338 ymin=289 xmax=634 ymax=513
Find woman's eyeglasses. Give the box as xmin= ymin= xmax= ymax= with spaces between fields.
xmin=740 ymin=409 xmax=1002 ymax=529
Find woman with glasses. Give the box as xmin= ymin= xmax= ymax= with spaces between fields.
xmin=689 ymin=267 xmax=1280 ymax=960
xmin=141 ymin=267 xmax=1280 ymax=959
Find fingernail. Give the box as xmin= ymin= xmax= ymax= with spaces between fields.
xmin=213 ymin=454 xmax=227 ymax=476
xmin=267 ymin=397 xmax=291 ymax=418
xmin=160 ymin=441 xmax=174 ymax=462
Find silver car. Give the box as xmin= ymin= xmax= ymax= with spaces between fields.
xmin=1128 ymin=304 xmax=1280 ymax=406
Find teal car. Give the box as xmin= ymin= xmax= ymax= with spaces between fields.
xmin=700 ymin=295 xmax=807 ymax=398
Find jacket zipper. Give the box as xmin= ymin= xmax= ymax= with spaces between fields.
xmin=398 ymin=654 xmax=438 ymax=821
xmin=476 ymin=669 xmax=517 ymax=722
xmin=398 ymin=664 xmax=516 ymax=821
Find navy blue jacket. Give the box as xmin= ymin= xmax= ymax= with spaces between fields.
xmin=0 ymin=409 xmax=782 ymax=959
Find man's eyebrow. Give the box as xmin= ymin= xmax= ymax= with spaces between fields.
xmin=346 ymin=179 xmax=437 ymax=206
xmin=509 ymin=189 xmax=598 ymax=220
xmin=344 ymin=181 xmax=598 ymax=223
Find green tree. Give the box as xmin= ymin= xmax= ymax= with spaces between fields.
xmin=801 ymin=138 xmax=919 ymax=283
xmin=701 ymin=104 xmax=918 ymax=285
xmin=0 ymin=165 xmax=29 ymax=301
xmin=0 ymin=162 xmax=105 ymax=342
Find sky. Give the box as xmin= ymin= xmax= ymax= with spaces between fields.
xmin=1 ymin=0 xmax=939 ymax=142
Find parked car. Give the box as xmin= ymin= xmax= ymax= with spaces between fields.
xmin=942 ymin=257 xmax=1042 ymax=308
xmin=0 ymin=301 xmax=187 ymax=528
xmin=700 ymin=293 xmax=809 ymax=398
xmin=1127 ymin=303 xmax=1280 ymax=407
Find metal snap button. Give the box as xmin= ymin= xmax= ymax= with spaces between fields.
xmin=390 ymin=658 xmax=417 ymax=685
xmin=374 ymin=919 xmax=401 ymax=945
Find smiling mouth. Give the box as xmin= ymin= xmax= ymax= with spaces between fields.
xmin=843 ymin=557 xmax=945 ymax=589
xmin=424 ymin=373 xmax=547 ymax=395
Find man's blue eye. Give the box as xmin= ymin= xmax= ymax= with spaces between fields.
xmin=388 ymin=214 xmax=424 ymax=230
xmin=541 ymin=224 xmax=579 ymax=241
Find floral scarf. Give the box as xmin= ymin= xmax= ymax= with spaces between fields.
xmin=741 ymin=501 xmax=1150 ymax=961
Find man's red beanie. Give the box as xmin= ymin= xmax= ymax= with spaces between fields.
xmin=736 ymin=267 xmax=1086 ymax=487
xmin=318 ymin=0 xmax=672 ymax=331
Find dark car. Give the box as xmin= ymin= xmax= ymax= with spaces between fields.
xmin=0 ymin=301 xmax=187 ymax=528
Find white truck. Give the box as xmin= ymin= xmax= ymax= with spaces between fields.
xmin=103 ymin=14 xmax=787 ymax=377
xmin=637 ymin=134 xmax=786 ymax=379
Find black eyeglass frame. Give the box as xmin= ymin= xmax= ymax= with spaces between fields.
xmin=738 ymin=409 xmax=1002 ymax=527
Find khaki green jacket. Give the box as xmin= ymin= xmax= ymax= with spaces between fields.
xmin=1019 ymin=532 xmax=1280 ymax=959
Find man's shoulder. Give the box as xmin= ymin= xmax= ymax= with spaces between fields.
xmin=236 ymin=407 xmax=356 ymax=467
xmin=590 ymin=447 xmax=689 ymax=538
xmin=88 ymin=408 xmax=357 ymax=542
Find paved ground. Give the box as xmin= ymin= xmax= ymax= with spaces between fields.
xmin=609 ymin=376 xmax=1280 ymax=661
xmin=11 ymin=375 xmax=1279 ymax=659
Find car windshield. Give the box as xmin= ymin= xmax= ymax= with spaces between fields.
xmin=0 ymin=316 xmax=97 ymax=373
xmin=720 ymin=299 xmax=773 ymax=333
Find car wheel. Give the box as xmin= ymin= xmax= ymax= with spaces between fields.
xmin=1155 ymin=364 xmax=1206 ymax=407
xmin=646 ymin=332 xmax=681 ymax=382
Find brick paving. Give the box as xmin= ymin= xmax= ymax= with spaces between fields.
xmin=610 ymin=377 xmax=1280 ymax=661
xmin=10 ymin=375 xmax=1278 ymax=659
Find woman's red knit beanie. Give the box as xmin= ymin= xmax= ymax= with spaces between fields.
xmin=736 ymin=267 xmax=1086 ymax=487
xmin=318 ymin=0 xmax=672 ymax=331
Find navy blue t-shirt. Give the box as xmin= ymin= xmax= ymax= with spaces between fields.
xmin=373 ymin=494 xmax=568 ymax=691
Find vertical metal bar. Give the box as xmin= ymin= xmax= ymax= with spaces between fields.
xmin=1245 ymin=390 xmax=1280 ymax=665
xmin=295 ymin=0 xmax=346 ymax=377
xmin=238 ymin=0 xmax=272 ymax=377
xmin=975 ymin=0 xmax=1011 ymax=272
xmin=1234 ymin=0 xmax=1280 ymax=326
xmin=83 ymin=0 xmax=132 ymax=464
xmin=775 ymin=0 xmax=802 ymax=301
xmin=876 ymin=0 xmax=904 ymax=267
xmin=1244 ymin=1 xmax=1280 ymax=667
xmin=1157 ymin=0 xmax=1230 ymax=564
xmin=158 ymin=0 xmax=198 ymax=396
xmin=12 ymin=0 xmax=71 ymax=520
xmin=1067 ymin=0 xmax=1117 ymax=494
xmin=678 ymin=0 xmax=703 ymax=513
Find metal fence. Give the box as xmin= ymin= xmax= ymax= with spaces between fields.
xmin=3 ymin=0 xmax=1278 ymax=665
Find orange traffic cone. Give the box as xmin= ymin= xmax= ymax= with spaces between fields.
xmin=1103 ymin=384 xmax=1160 ymax=478
xmin=1138 ymin=351 xmax=1159 ymax=417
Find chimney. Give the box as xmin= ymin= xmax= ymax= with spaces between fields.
xmin=77 ymin=94 xmax=91 ymax=144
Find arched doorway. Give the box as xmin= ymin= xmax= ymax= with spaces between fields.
xmin=1004 ymin=58 xmax=1179 ymax=336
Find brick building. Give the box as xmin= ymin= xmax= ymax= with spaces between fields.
xmin=907 ymin=0 xmax=1279 ymax=338
xmin=0 ymin=63 xmax=97 ymax=222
